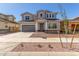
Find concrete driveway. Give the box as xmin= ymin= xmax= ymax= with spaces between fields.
xmin=0 ymin=32 xmax=33 ymax=53
xmin=0 ymin=32 xmax=33 ymax=38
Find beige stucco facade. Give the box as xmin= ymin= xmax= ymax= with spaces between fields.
xmin=20 ymin=10 xmax=60 ymax=33
xmin=35 ymin=20 xmax=60 ymax=31
xmin=7 ymin=22 xmax=20 ymax=32
xmin=0 ymin=13 xmax=20 ymax=33
xmin=20 ymin=20 xmax=60 ymax=33
xmin=0 ymin=21 xmax=8 ymax=29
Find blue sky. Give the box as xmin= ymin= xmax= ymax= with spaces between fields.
xmin=0 ymin=3 xmax=79 ymax=21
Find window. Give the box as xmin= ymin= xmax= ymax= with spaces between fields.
xmin=40 ymin=14 xmax=43 ymax=17
xmin=46 ymin=14 xmax=54 ymax=19
xmin=52 ymin=14 xmax=54 ymax=18
xmin=25 ymin=16 xmax=30 ymax=21
xmin=46 ymin=14 xmax=51 ymax=18
xmin=48 ymin=23 xmax=57 ymax=29
xmin=50 ymin=14 xmax=51 ymax=18
xmin=53 ymin=23 xmax=57 ymax=28
xmin=5 ymin=25 xmax=8 ymax=28
xmin=46 ymin=14 xmax=48 ymax=18
xmin=48 ymin=23 xmax=52 ymax=29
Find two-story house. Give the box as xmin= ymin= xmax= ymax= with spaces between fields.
xmin=0 ymin=13 xmax=20 ymax=33
xmin=20 ymin=10 xmax=60 ymax=33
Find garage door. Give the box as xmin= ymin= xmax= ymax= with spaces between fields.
xmin=22 ymin=25 xmax=35 ymax=32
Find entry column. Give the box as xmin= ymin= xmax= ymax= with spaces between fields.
xmin=45 ymin=21 xmax=48 ymax=31
xmin=35 ymin=22 xmax=38 ymax=32
xmin=20 ymin=24 xmax=22 ymax=32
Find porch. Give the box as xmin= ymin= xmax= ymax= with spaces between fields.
xmin=35 ymin=20 xmax=60 ymax=33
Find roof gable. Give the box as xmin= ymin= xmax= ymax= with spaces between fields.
xmin=21 ymin=12 xmax=33 ymax=16
xmin=73 ymin=17 xmax=79 ymax=20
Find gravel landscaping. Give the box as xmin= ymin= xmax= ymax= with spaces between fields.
xmin=11 ymin=42 xmax=79 ymax=52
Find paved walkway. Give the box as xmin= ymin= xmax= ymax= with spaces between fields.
xmin=31 ymin=32 xmax=79 ymax=38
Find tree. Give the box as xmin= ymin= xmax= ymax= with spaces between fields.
xmin=58 ymin=4 xmax=68 ymax=48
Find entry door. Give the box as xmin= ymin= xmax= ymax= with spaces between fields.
xmin=39 ymin=23 xmax=44 ymax=31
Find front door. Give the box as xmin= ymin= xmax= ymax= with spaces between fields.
xmin=39 ymin=23 xmax=44 ymax=31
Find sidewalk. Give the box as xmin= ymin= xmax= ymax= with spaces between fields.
xmin=0 ymin=52 xmax=79 ymax=56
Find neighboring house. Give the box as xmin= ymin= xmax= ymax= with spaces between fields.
xmin=0 ymin=13 xmax=20 ymax=33
xmin=60 ymin=20 xmax=69 ymax=33
xmin=68 ymin=17 xmax=79 ymax=33
xmin=20 ymin=10 xmax=60 ymax=33
xmin=60 ymin=17 xmax=79 ymax=33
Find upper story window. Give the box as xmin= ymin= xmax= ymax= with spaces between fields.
xmin=52 ymin=14 xmax=54 ymax=18
xmin=50 ymin=14 xmax=51 ymax=18
xmin=40 ymin=14 xmax=43 ymax=17
xmin=52 ymin=14 xmax=57 ymax=19
xmin=25 ymin=16 xmax=30 ymax=21
xmin=46 ymin=14 xmax=50 ymax=18
xmin=46 ymin=13 xmax=57 ymax=19
xmin=46 ymin=14 xmax=48 ymax=18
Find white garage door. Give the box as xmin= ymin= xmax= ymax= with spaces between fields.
xmin=22 ymin=25 xmax=35 ymax=32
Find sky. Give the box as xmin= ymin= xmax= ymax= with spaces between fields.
xmin=0 ymin=3 xmax=79 ymax=21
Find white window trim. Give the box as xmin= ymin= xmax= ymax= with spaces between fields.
xmin=24 ymin=16 xmax=30 ymax=21
xmin=48 ymin=23 xmax=57 ymax=30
